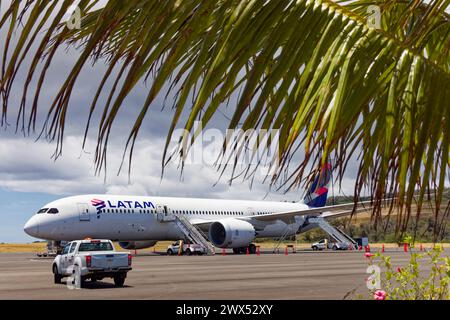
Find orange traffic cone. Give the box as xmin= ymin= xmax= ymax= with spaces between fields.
xmin=256 ymin=246 xmax=260 ymax=256
xmin=284 ymin=247 xmax=288 ymax=255
xmin=246 ymin=247 xmax=250 ymax=255
xmin=222 ymin=248 xmax=226 ymax=256
xmin=382 ymin=244 xmax=385 ymax=253
xmin=404 ymin=243 xmax=408 ymax=252
xmin=420 ymin=244 xmax=423 ymax=251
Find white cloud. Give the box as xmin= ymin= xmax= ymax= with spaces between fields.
xmin=1 ymin=134 xmax=357 ymax=201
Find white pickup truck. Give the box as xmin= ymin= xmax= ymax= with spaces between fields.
xmin=166 ymin=240 xmax=206 ymax=255
xmin=52 ymin=239 xmax=132 ymax=288
xmin=311 ymin=239 xmax=349 ymax=251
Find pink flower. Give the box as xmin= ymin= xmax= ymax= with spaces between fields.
xmin=396 ymin=267 xmax=402 ymax=273
xmin=365 ymin=252 xmax=374 ymax=258
xmin=374 ymin=290 xmax=386 ymax=300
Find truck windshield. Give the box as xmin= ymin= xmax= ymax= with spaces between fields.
xmin=78 ymin=242 xmax=113 ymax=252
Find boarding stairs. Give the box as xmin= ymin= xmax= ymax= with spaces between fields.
xmin=307 ymin=216 xmax=358 ymax=249
xmin=174 ymin=214 xmax=216 ymax=255
xmin=273 ymin=224 xmax=297 ymax=253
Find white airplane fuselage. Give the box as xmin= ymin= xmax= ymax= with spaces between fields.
xmin=24 ymin=194 xmax=312 ymax=246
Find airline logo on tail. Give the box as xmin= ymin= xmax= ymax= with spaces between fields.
xmin=304 ymin=163 xmax=332 ymax=208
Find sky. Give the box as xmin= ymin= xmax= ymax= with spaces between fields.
xmin=0 ymin=1 xmax=360 ymax=243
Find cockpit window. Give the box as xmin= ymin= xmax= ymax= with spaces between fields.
xmin=37 ymin=208 xmax=48 ymax=214
xmin=47 ymin=208 xmax=59 ymax=214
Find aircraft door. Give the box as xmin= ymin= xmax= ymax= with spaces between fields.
xmin=78 ymin=203 xmax=90 ymax=221
xmin=156 ymin=204 xmax=174 ymax=222
xmin=156 ymin=205 xmax=164 ymax=222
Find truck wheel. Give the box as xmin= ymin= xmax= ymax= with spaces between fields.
xmin=332 ymin=245 xmax=338 ymax=250
xmin=74 ymin=265 xmax=85 ymax=288
xmin=114 ymin=275 xmax=126 ymax=287
xmin=249 ymin=244 xmax=256 ymax=254
xmin=167 ymin=249 xmax=173 ymax=255
xmin=53 ymin=265 xmax=62 ymax=284
xmin=186 ymin=249 xmax=192 ymax=256
xmin=312 ymin=246 xmax=318 ymax=251
xmin=232 ymin=248 xmax=240 ymax=254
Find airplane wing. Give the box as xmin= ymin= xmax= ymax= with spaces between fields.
xmin=247 ymin=200 xmax=375 ymax=224
xmin=189 ymin=200 xmax=377 ymax=228
xmin=189 ymin=218 xmax=216 ymax=230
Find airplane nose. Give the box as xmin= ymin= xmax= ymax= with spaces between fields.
xmin=24 ymin=219 xmax=39 ymax=237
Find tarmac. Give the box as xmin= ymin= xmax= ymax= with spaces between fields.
xmin=0 ymin=247 xmax=441 ymax=300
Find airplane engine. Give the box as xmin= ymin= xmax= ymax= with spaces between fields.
xmin=208 ymin=219 xmax=256 ymax=248
xmin=118 ymin=240 xmax=157 ymax=250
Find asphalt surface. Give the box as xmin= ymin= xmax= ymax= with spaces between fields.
xmin=0 ymin=249 xmax=440 ymax=299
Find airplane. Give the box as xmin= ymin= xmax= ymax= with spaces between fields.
xmin=24 ymin=164 xmax=372 ymax=253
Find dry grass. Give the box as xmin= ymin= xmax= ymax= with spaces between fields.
xmin=1 ymin=241 xmax=448 ymax=253
xmin=0 ymin=243 xmax=47 ymax=253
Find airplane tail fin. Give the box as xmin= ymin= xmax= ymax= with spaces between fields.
xmin=303 ymin=163 xmax=332 ymax=208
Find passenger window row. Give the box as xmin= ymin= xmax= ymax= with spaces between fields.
xmin=172 ymin=210 xmax=245 ymax=216
xmin=99 ymin=209 xmax=155 ymax=214
xmin=97 ymin=209 xmax=250 ymax=215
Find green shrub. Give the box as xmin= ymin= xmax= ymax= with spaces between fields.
xmin=362 ymin=246 xmax=449 ymax=300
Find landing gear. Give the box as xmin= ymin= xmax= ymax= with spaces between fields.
xmin=233 ymin=244 xmax=257 ymax=254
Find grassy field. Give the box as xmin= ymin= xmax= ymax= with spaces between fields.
xmin=1 ymin=241 xmax=448 ymax=253
xmin=0 ymin=243 xmax=47 ymax=253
